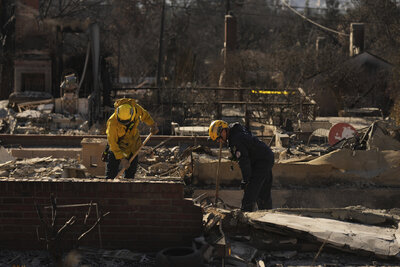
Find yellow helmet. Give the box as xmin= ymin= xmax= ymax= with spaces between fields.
xmin=209 ymin=120 xmax=228 ymax=141
xmin=116 ymin=104 xmax=135 ymax=125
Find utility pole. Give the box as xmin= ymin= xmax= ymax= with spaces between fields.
xmin=221 ymin=12 xmax=236 ymax=88
xmin=219 ymin=0 xmax=236 ymax=89
xmin=156 ymin=0 xmax=166 ymax=98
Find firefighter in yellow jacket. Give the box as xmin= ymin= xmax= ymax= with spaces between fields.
xmin=106 ymin=98 xmax=158 ymax=179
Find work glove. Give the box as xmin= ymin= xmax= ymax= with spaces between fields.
xmin=120 ymin=158 xmax=130 ymax=170
xmin=240 ymin=180 xmax=248 ymax=190
xmin=150 ymin=123 xmax=159 ymax=135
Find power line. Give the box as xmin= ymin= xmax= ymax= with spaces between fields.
xmin=281 ymin=0 xmax=349 ymax=36
xmin=169 ymin=1 xmax=353 ymax=11
xmin=169 ymin=3 xmax=339 ymax=12
xmin=167 ymin=3 xmax=384 ymax=28
xmin=167 ymin=4 xmax=356 ymax=23
xmin=237 ymin=3 xmax=349 ymax=11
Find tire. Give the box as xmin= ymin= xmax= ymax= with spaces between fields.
xmin=155 ymin=246 xmax=204 ymax=267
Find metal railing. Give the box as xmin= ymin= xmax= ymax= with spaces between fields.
xmin=110 ymin=86 xmax=317 ymax=134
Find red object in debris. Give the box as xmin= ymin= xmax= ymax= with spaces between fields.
xmin=328 ymin=123 xmax=358 ymax=146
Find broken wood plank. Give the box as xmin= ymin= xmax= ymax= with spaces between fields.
xmin=17 ymin=98 xmax=54 ymax=108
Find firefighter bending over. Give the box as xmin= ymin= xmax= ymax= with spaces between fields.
xmin=209 ymin=120 xmax=274 ymax=211
xmin=105 ymin=98 xmax=158 ymax=179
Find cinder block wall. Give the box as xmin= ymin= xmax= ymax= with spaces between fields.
xmin=0 ymin=178 xmax=203 ymax=251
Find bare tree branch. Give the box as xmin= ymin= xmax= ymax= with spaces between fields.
xmin=78 ymin=212 xmax=110 ymax=241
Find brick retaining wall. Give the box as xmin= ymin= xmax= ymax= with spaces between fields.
xmin=0 ymin=177 xmax=203 ymax=252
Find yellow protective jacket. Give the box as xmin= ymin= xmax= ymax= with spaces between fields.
xmin=106 ymin=98 xmax=155 ymax=160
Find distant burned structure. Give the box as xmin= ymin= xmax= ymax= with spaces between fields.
xmin=10 ymin=0 xmax=53 ymax=101
xmin=0 ymin=0 xmax=109 ymax=124
xmin=0 ymin=0 xmax=16 ymax=100
xmin=305 ymin=51 xmax=393 ymax=116
xmin=305 ymin=23 xmax=394 ymax=117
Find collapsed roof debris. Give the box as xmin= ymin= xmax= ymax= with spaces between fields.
xmin=198 ymin=205 xmax=400 ymax=266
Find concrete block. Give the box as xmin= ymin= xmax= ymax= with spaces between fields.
xmin=192 ymin=153 xmax=242 ymax=185
xmin=300 ymin=121 xmax=332 ymax=132
xmin=81 ymin=138 xmax=107 ymax=176
xmin=0 ymin=147 xmax=15 ymax=163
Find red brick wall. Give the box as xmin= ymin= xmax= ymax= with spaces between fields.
xmin=0 ymin=178 xmax=203 ymax=252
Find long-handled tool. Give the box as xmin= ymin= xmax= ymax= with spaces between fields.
xmin=215 ymin=141 xmax=223 ymax=205
xmin=116 ymin=132 xmax=153 ymax=179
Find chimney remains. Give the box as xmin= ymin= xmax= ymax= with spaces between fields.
xmin=350 ymin=23 xmax=365 ymax=57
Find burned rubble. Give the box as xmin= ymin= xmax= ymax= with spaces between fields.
xmin=197 ymin=205 xmax=400 ymax=266
xmin=2 ymin=0 xmax=400 ymax=265
xmin=0 ymin=156 xmax=86 ymax=179
xmin=0 ymin=116 xmax=400 ymax=266
xmin=184 ymin=119 xmax=400 ymax=265
xmin=0 ymin=115 xmax=399 ymax=266
xmin=0 ymin=99 xmax=95 ymax=135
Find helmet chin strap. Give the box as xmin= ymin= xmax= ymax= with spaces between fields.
xmin=119 ymin=120 xmax=130 ymax=126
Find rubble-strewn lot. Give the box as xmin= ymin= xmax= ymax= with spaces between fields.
xmin=0 ymin=100 xmax=99 ymax=135
xmin=1 ymin=98 xmax=400 ymax=266
xmin=0 ymin=156 xmax=86 ymax=179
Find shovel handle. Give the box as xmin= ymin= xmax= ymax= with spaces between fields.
xmin=116 ymin=133 xmax=153 ymax=179
xmin=215 ymin=141 xmax=222 ymax=204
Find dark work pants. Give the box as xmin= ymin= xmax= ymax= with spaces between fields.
xmin=106 ymin=151 xmax=138 ymax=179
xmin=241 ymin=159 xmax=274 ymax=212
